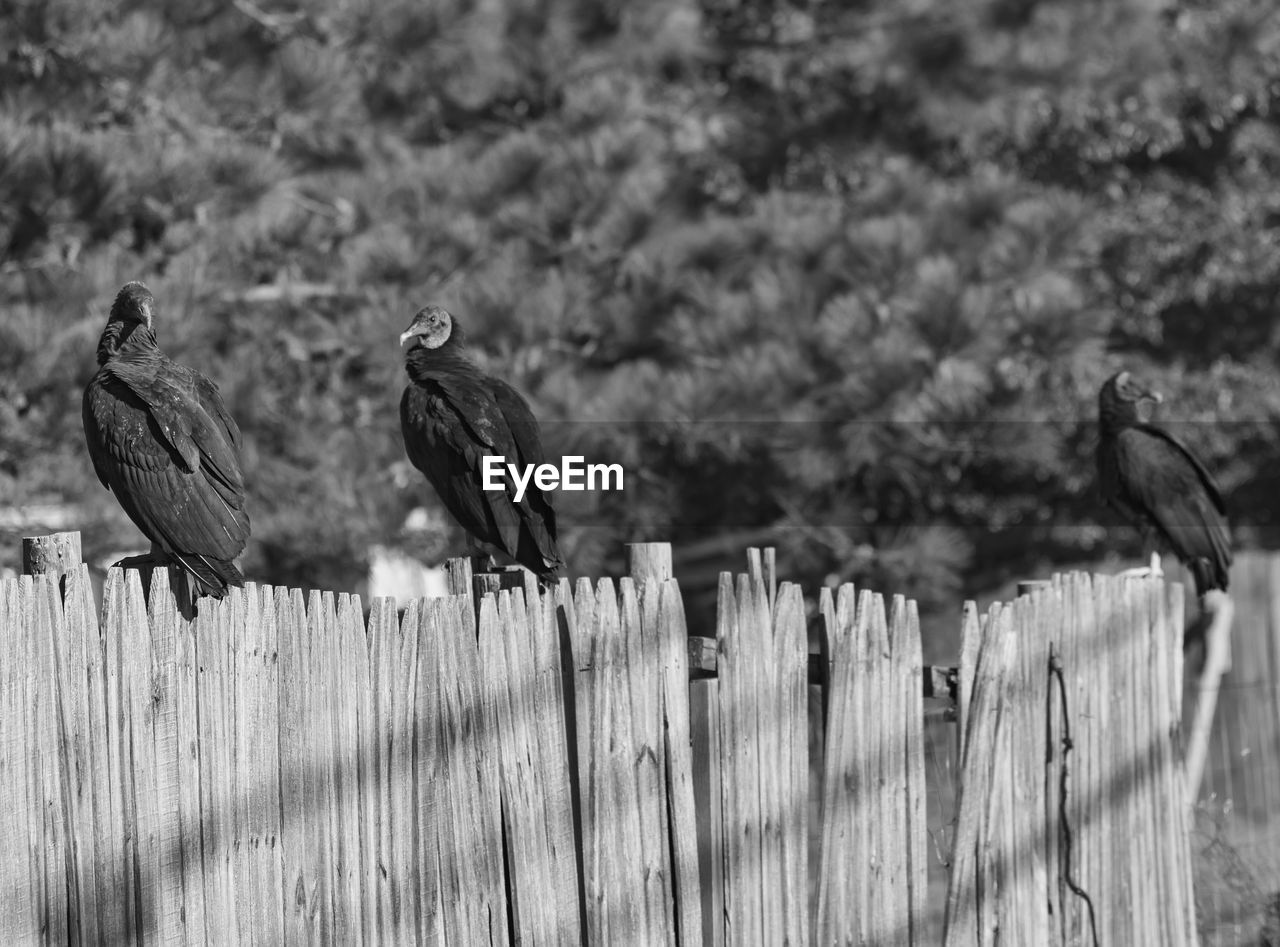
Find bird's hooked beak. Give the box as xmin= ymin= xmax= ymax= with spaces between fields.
xmin=399 ymin=307 xmax=453 ymax=349
xmin=1140 ymin=387 xmax=1164 ymax=405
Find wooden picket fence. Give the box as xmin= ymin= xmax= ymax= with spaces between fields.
xmin=0 ymin=537 xmax=1197 ymax=945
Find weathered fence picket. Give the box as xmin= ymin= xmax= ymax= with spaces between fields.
xmin=813 ymin=586 xmax=927 ymax=947
xmin=0 ymin=537 xmax=1207 ymax=945
xmin=657 ymin=578 xmax=703 ymax=947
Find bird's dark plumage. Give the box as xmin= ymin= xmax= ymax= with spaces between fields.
xmin=399 ymin=305 xmax=564 ymax=582
xmin=83 ymin=282 xmax=250 ymax=599
xmin=1097 ymin=370 xmax=1231 ymax=595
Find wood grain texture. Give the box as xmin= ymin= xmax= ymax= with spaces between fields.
xmin=0 ymin=534 xmax=1204 ymax=946
xmin=22 ymin=530 xmax=82 ymax=579
xmin=658 ymin=579 xmax=704 ymax=947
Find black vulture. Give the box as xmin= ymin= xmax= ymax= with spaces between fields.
xmin=83 ymin=282 xmax=250 ymax=599
xmin=399 ymin=305 xmax=565 ymax=582
xmin=1097 ymin=370 xmax=1231 ymax=595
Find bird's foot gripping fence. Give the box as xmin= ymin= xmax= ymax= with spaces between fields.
xmin=1 ymin=533 xmax=1201 ymax=945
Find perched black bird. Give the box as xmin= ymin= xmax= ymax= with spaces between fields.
xmin=83 ymin=282 xmax=250 ymax=599
xmin=1097 ymin=370 xmax=1231 ymax=595
xmin=399 ymin=305 xmax=564 ymax=582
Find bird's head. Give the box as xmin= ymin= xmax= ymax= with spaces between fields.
xmin=1099 ymin=370 xmax=1164 ymax=425
xmin=97 ymin=281 xmax=158 ymax=364
xmin=399 ymin=305 xmax=458 ymax=351
xmin=111 ymin=281 xmax=155 ymax=329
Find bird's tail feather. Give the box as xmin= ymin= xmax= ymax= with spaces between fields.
xmin=172 ymin=553 xmax=244 ymax=600
xmin=536 ymin=560 xmax=565 ymax=589
xmin=1189 ymin=556 xmax=1228 ymax=597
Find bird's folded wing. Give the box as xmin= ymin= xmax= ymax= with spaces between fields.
xmin=433 ymin=377 xmax=517 ymax=455
xmin=404 ymin=380 xmax=525 ymax=556
xmin=104 ymin=360 xmax=246 ymax=504
xmin=1117 ymin=428 xmax=1231 ymax=571
xmin=188 ymin=371 xmax=247 ymax=503
xmin=1135 ymin=423 xmax=1227 ymax=514
xmin=491 ymin=380 xmax=548 ymax=469
xmin=83 ymin=377 xmax=249 ymax=560
xmin=491 ymin=379 xmax=559 ymax=545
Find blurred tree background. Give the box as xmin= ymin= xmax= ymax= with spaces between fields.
xmin=3 ymin=0 xmax=1280 ymax=648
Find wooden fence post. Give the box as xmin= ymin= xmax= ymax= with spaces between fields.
xmin=1184 ymin=589 xmax=1234 ymax=803
xmin=22 ymin=531 xmax=82 ymax=579
xmin=627 ymin=542 xmax=673 ymax=591
xmin=443 ymin=556 xmax=473 ymax=599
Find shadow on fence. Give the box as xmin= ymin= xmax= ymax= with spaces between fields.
xmin=0 ymin=536 xmax=1200 ymax=945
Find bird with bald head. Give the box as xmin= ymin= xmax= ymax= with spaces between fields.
xmin=83 ymin=281 xmax=251 ymax=604
xmin=1099 ymin=370 xmax=1164 ymax=428
xmin=399 ymin=304 xmax=458 ymax=350
xmin=1097 ymin=369 xmax=1231 ymax=596
xmin=398 ymin=304 xmax=564 ymax=583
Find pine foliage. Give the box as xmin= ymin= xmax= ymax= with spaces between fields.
xmin=3 ymin=0 xmax=1280 ymax=613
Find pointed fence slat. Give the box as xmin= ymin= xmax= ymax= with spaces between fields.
xmin=230 ymin=589 xmax=254 ymax=939
xmin=331 ymin=592 xmax=366 ymax=946
xmin=34 ymin=574 xmax=71 ymax=945
xmin=481 ymin=590 xmax=536 ymax=938
xmin=251 ymin=584 xmax=287 ymax=947
xmin=136 ymin=568 xmax=189 ymax=942
xmin=533 ymin=587 xmax=586 ymax=939
xmin=277 ymin=585 xmax=314 ymax=942
xmin=1163 ymin=584 xmax=1197 ymax=944
xmin=0 ymin=578 xmax=20 ymax=932
xmin=719 ymin=572 xmax=767 ymax=945
xmin=775 ymin=583 xmax=808 ymax=947
xmin=7 ymin=580 xmax=37 ymax=947
xmin=369 ymin=592 xmax=398 ymax=935
xmin=424 ymin=594 xmax=495 ymax=944
xmin=750 ymin=573 xmax=784 ymax=947
xmin=585 ymin=577 xmax=648 ymax=942
xmin=413 ymin=597 xmax=444 ymax=945
xmin=956 ymin=601 xmax=981 ymax=763
xmin=815 ymin=583 xmax=858 ymax=944
xmin=172 ymin=577 xmax=207 ymax=943
xmin=621 ymin=576 xmax=673 ymax=942
xmin=0 ymin=577 xmax=35 ymax=944
xmin=34 ymin=574 xmax=76 ymax=947
xmin=480 ymin=587 xmax=582 ymax=943
xmin=688 ymin=669 xmax=724 ymax=947
xmin=869 ymin=593 xmax=898 ymax=942
xmin=657 ymin=579 xmax=704 ymax=947
xmin=59 ymin=566 xmax=102 ymax=947
xmin=100 ymin=570 xmax=139 ymax=940
xmin=196 ymin=590 xmax=239 ymax=940
xmin=315 ymin=591 xmax=342 ymax=939
xmin=362 ymin=598 xmax=391 ymax=946
xmin=448 ymin=591 xmax=508 ymax=944
xmin=121 ymin=565 xmax=164 ymax=942
xmin=1003 ymin=590 xmax=1051 ymax=946
xmin=389 ymin=596 xmax=420 ymax=941
xmin=943 ymin=603 xmax=1013 ymax=947
xmin=902 ymin=599 xmax=928 ymax=943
